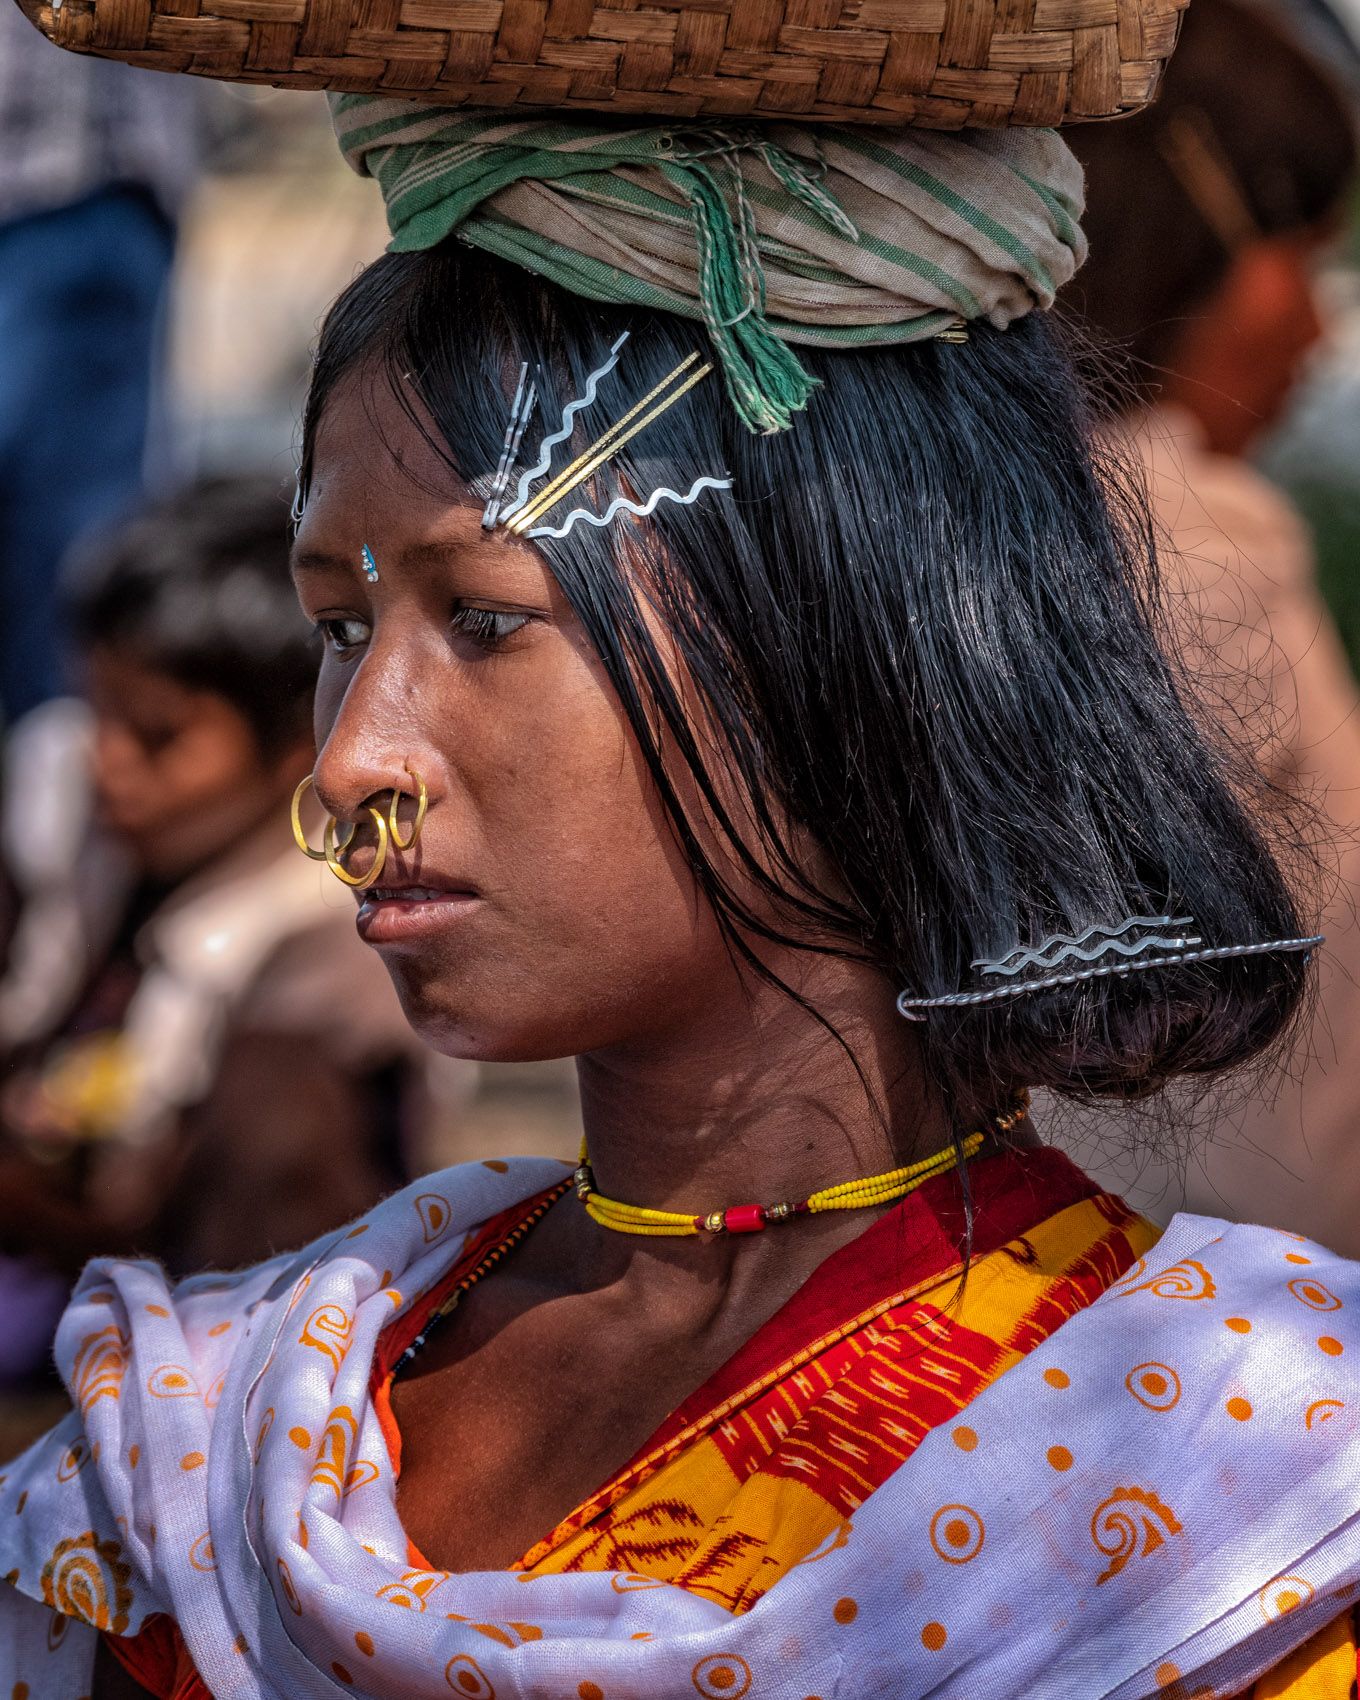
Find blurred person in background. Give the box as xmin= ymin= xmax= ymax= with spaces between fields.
xmin=0 ymin=478 xmax=442 ymax=1386
xmin=0 ymin=8 xmax=205 ymax=726
xmin=1068 ymin=0 xmax=1360 ymax=1247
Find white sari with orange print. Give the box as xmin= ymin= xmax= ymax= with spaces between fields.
xmin=2 ymin=1156 xmax=1360 ymax=1699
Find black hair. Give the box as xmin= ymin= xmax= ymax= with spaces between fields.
xmin=1069 ymin=0 xmax=1357 ymax=393
xmin=300 ymin=246 xmax=1314 ymax=1121
xmin=67 ymin=476 xmax=318 ymax=757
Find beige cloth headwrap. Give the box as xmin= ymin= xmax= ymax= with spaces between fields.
xmin=331 ymin=100 xmax=1088 ymax=429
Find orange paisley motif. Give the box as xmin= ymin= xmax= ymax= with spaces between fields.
xmin=299 ymin=1304 xmax=355 ymax=1374
xmin=1091 ymin=1486 xmax=1183 ymax=1584
xmin=377 ymin=1568 xmax=450 ymax=1610
xmin=41 ymin=1531 xmax=134 ymax=1634
xmin=310 ymin=1405 xmax=359 ymax=1499
xmin=343 ymin=1459 xmax=380 ymax=1495
xmin=1112 ymin=1260 xmax=1216 ymax=1302
xmin=72 ymin=1324 xmax=128 ymax=1413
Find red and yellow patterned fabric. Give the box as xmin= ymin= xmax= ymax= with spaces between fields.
xmin=105 ymin=1149 xmax=1360 ymax=1698
xmin=513 ymin=1147 xmax=1152 ymax=1609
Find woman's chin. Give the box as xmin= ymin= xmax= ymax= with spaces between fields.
xmin=384 ymin=973 xmax=582 ymax=1065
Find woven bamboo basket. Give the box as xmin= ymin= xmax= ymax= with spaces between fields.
xmin=13 ymin=0 xmax=1187 ymax=126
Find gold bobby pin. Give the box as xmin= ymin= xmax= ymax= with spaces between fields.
xmin=508 ymin=353 xmax=707 ymax=535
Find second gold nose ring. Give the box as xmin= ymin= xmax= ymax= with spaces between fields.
xmin=290 ymin=770 xmax=428 ymax=890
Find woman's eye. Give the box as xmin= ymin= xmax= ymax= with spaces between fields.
xmin=318 ymin=616 xmax=371 ymax=653
xmin=450 ymin=606 xmax=531 ymax=647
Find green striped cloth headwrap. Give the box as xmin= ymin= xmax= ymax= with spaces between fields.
xmin=330 ymin=98 xmax=1087 ymax=433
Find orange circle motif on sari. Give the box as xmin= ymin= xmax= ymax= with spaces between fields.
xmin=147 ymin=1364 xmax=200 ymax=1399
xmin=56 ymin=1439 xmax=92 ymax=1482
xmin=692 ymin=1654 xmax=753 ymax=1698
xmin=417 ymin=1193 xmax=453 ymax=1243
xmin=189 ymin=1533 xmax=217 ymax=1572
xmin=277 ymin=1556 xmax=303 ymax=1615
xmin=1288 ymin=1278 xmax=1342 ymax=1313
xmin=610 ymin=1572 xmax=670 ymax=1592
xmin=1259 ymin=1576 xmax=1314 ymax=1621
xmin=1125 ymin=1363 xmax=1182 ymax=1412
xmin=930 ymin=1504 xmax=985 ymax=1564
xmin=444 ymin=1654 xmax=495 ymax=1697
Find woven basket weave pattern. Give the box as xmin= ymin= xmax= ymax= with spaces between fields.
xmin=20 ymin=0 xmax=1187 ymax=125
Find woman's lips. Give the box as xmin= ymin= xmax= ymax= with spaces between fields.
xmin=355 ymin=884 xmax=482 ymax=945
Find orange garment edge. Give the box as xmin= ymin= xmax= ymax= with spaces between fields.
xmin=104 ymin=1149 xmax=1358 ymax=1698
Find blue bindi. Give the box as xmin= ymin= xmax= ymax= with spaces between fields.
xmin=361 ymin=544 xmax=380 ymax=583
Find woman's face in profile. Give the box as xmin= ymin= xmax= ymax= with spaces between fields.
xmin=292 ymin=371 xmax=738 ymax=1063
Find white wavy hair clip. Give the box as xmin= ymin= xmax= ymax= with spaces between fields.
xmin=896 ymin=913 xmax=1323 ymax=1020
xmin=480 ymin=331 xmax=732 ymax=542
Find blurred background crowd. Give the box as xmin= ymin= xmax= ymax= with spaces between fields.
xmin=2 ymin=0 xmax=1360 ymax=1449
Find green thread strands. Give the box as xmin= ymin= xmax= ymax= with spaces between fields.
xmin=329 ymin=101 xmax=1089 ymax=434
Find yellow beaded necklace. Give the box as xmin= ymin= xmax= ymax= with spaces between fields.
xmin=574 ymin=1093 xmax=1028 ymax=1238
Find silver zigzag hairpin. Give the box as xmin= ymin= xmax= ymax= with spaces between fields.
xmin=896 ymin=913 xmax=1323 ymax=1020
xmin=481 ymin=331 xmax=732 ymax=542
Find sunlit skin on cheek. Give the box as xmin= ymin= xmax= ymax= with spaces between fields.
xmin=292 ymin=374 xmax=737 ymax=1063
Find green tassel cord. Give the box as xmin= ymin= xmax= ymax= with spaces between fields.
xmin=661 ymin=144 xmax=842 ymax=432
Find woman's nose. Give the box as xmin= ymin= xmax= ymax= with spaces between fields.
xmin=311 ymin=646 xmax=435 ymax=824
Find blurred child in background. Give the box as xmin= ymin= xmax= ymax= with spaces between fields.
xmin=0 ymin=478 xmax=451 ymax=1383
xmin=1068 ymin=0 xmax=1360 ymax=1248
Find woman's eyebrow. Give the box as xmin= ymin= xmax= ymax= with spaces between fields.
xmin=290 ymin=549 xmax=352 ymax=578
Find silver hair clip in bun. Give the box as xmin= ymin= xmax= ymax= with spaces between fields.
xmin=896 ymin=913 xmax=1323 ymax=1021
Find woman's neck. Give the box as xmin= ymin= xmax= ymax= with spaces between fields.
xmin=575 ymin=950 xmax=951 ymax=1222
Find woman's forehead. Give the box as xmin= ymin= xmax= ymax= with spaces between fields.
xmin=308 ymin=369 xmax=478 ymax=500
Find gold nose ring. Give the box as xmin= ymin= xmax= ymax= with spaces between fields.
xmin=291 ymin=775 xmax=353 ymax=861
xmin=388 ymin=768 xmax=428 ymax=852
xmin=291 ymin=775 xmax=388 ymax=889
xmin=324 ymin=805 xmax=390 ymax=889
